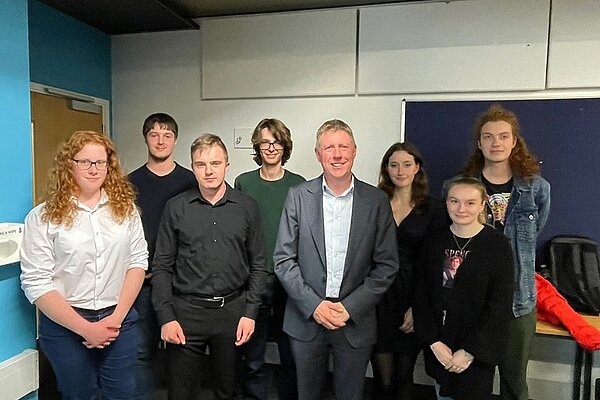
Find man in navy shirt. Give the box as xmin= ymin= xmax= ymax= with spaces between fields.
xmin=129 ymin=113 xmax=196 ymax=400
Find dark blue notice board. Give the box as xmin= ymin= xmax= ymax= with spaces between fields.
xmin=405 ymin=98 xmax=600 ymax=262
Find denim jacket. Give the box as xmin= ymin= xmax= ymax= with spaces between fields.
xmin=443 ymin=174 xmax=551 ymax=317
xmin=495 ymin=174 xmax=551 ymax=317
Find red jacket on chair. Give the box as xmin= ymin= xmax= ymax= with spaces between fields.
xmin=536 ymin=273 xmax=600 ymax=351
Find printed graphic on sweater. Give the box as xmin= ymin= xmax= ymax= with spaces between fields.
xmin=442 ymin=249 xmax=470 ymax=288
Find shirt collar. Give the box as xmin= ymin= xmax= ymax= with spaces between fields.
xmin=190 ymin=182 xmax=240 ymax=206
xmin=322 ymin=175 xmax=355 ymax=198
xmin=73 ymin=190 xmax=109 ymax=212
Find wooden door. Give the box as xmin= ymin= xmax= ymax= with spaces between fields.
xmin=30 ymin=92 xmax=103 ymax=205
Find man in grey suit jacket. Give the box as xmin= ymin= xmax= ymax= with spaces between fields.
xmin=274 ymin=119 xmax=399 ymax=400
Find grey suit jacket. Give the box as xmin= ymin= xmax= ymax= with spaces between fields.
xmin=274 ymin=175 xmax=399 ymax=347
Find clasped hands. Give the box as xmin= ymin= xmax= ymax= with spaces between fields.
xmin=313 ymin=300 xmax=350 ymax=330
xmin=81 ymin=315 xmax=121 ymax=349
xmin=430 ymin=341 xmax=474 ymax=374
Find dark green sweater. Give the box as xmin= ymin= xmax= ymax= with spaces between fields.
xmin=234 ymin=169 xmax=305 ymax=273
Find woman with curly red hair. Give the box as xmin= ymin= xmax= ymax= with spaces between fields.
xmin=20 ymin=131 xmax=148 ymax=400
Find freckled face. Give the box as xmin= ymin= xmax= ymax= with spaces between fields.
xmin=71 ymin=143 xmax=108 ymax=197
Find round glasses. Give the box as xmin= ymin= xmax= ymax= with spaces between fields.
xmin=72 ymin=159 xmax=108 ymax=171
xmin=259 ymin=140 xmax=284 ymax=151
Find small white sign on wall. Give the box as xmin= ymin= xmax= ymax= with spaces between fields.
xmin=233 ymin=128 xmax=254 ymax=149
xmin=0 ymin=223 xmax=24 ymax=267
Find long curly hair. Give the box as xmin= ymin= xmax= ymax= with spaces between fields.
xmin=42 ymin=131 xmax=136 ymax=227
xmin=378 ymin=142 xmax=429 ymax=212
xmin=463 ymin=104 xmax=540 ymax=179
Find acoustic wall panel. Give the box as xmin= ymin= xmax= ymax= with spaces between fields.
xmin=358 ymin=0 xmax=550 ymax=94
xmin=201 ymin=9 xmax=356 ymax=99
xmin=547 ymin=0 xmax=600 ymax=88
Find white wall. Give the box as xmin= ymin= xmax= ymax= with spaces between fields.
xmin=112 ymin=29 xmax=404 ymax=185
xmin=201 ymin=9 xmax=357 ymax=99
xmin=359 ymin=0 xmax=549 ymax=93
xmin=111 ymin=1 xmax=600 ymax=398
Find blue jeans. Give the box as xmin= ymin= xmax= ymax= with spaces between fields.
xmin=133 ymin=285 xmax=161 ymax=400
xmin=39 ymin=306 xmax=139 ymax=400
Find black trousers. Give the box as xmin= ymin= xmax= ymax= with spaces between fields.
xmin=167 ymin=294 xmax=244 ymax=400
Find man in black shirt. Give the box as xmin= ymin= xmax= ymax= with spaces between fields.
xmin=129 ymin=113 xmax=196 ymax=400
xmin=152 ymin=133 xmax=268 ymax=400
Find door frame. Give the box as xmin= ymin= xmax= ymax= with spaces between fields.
xmin=30 ymin=82 xmax=111 ymax=138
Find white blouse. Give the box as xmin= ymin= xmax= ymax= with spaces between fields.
xmin=20 ymin=193 xmax=148 ymax=310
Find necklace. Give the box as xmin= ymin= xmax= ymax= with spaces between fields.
xmin=452 ymin=233 xmax=474 ymax=252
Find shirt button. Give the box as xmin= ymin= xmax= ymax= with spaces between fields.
xmin=214 ymin=239 xmax=217 ymax=242
xmin=97 ymin=275 xmax=101 ymax=280
xmin=528 ymin=214 xmax=534 ymax=220
xmin=213 ymin=221 xmax=217 ymax=225
xmin=97 ymin=253 xmax=101 ymax=258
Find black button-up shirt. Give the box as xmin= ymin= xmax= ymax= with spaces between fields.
xmin=152 ymin=184 xmax=267 ymax=324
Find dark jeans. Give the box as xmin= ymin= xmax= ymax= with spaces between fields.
xmin=133 ymin=284 xmax=161 ymax=400
xmin=240 ymin=305 xmax=270 ymax=400
xmin=240 ymin=277 xmax=298 ymax=400
xmin=39 ymin=306 xmax=139 ymax=400
xmin=167 ymin=293 xmax=245 ymax=400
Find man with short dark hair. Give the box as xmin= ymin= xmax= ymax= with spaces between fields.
xmin=152 ymin=133 xmax=268 ymax=400
xmin=235 ymin=118 xmax=305 ymax=400
xmin=274 ymin=119 xmax=399 ymax=400
xmin=129 ymin=113 xmax=196 ymax=400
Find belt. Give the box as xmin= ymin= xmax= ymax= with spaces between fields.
xmin=177 ymin=289 xmax=243 ymax=308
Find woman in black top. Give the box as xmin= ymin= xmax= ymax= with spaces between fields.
xmin=373 ymin=142 xmax=447 ymax=400
xmin=414 ymin=177 xmax=514 ymax=400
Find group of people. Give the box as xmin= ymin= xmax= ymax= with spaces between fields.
xmin=19 ymin=103 xmax=550 ymax=400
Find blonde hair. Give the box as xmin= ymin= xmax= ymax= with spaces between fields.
xmin=43 ymin=131 xmax=136 ymax=227
xmin=190 ymin=133 xmax=228 ymax=161
xmin=315 ymin=119 xmax=355 ymax=149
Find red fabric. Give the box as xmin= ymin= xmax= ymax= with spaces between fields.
xmin=536 ymin=273 xmax=600 ymax=351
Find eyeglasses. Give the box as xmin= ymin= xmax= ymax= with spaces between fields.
xmin=259 ymin=140 xmax=284 ymax=151
xmin=72 ymin=159 xmax=108 ymax=171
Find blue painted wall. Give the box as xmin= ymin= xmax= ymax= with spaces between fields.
xmin=28 ymin=0 xmax=112 ymax=100
xmin=0 ymin=2 xmax=111 ymax=398
xmin=0 ymin=1 xmax=37 ymax=399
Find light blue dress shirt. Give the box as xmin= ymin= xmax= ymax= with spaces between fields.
xmin=322 ymin=177 xmax=354 ymax=298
